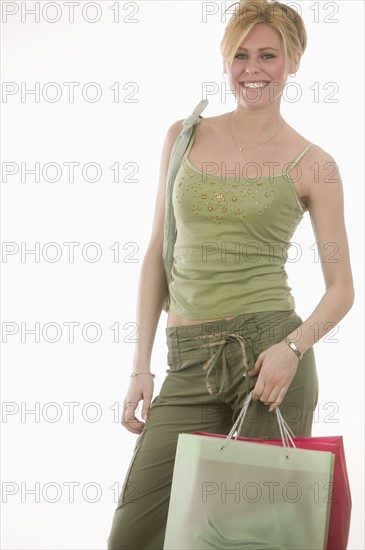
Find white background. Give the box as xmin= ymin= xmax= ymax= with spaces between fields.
xmin=1 ymin=1 xmax=364 ymax=548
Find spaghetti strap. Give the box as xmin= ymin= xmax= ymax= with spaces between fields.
xmin=285 ymin=143 xmax=313 ymax=174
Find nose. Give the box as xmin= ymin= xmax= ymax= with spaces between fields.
xmin=245 ymin=59 xmax=260 ymax=75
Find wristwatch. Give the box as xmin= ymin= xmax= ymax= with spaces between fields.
xmin=283 ymin=337 xmax=303 ymax=360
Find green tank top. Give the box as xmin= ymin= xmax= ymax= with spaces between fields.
xmin=168 ymin=126 xmax=312 ymax=319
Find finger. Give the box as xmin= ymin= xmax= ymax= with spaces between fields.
xmin=248 ymin=355 xmax=263 ymax=377
xmin=252 ymin=380 xmax=265 ymax=401
xmin=142 ymin=394 xmax=153 ymax=421
xmin=122 ymin=417 xmax=145 ymax=434
xmin=268 ymin=386 xmax=288 ymax=412
xmin=260 ymin=386 xmax=273 ymax=404
xmin=264 ymin=387 xmax=280 ymax=404
xmin=121 ymin=409 xmax=144 ymax=432
xmin=121 ymin=412 xmax=138 ymax=426
xmin=122 ymin=401 xmax=139 ymax=424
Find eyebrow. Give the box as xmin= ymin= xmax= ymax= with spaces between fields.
xmin=236 ymin=47 xmax=279 ymax=52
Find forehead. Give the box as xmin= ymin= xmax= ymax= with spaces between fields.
xmin=238 ymin=23 xmax=283 ymax=51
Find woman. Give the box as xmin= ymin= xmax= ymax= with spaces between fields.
xmin=107 ymin=1 xmax=354 ymax=548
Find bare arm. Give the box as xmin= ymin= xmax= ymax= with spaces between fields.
xmin=250 ymin=147 xmax=354 ymax=411
xmin=285 ymin=149 xmax=354 ymax=353
xmin=121 ymin=119 xmax=184 ymax=434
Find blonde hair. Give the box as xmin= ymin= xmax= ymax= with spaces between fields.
xmin=220 ymin=0 xmax=307 ymax=66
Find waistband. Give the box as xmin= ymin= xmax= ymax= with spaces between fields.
xmin=165 ymin=310 xmax=301 ymax=399
xmin=166 ymin=310 xmax=299 ymax=342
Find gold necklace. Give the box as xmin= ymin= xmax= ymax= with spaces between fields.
xmin=228 ymin=111 xmax=286 ymax=152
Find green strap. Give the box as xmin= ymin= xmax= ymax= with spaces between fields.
xmin=284 ymin=143 xmax=313 ymax=175
xmin=162 ymin=99 xmax=209 ymax=311
xmin=183 ymin=123 xmax=199 ymax=160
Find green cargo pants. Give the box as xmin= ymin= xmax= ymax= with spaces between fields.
xmin=107 ymin=310 xmax=319 ymax=550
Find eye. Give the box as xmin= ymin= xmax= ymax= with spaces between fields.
xmin=234 ymin=53 xmax=276 ymax=61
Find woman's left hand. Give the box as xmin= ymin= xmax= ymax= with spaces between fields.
xmin=247 ymin=341 xmax=300 ymax=412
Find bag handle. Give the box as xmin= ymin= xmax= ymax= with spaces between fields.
xmin=220 ymin=390 xmax=296 ymax=458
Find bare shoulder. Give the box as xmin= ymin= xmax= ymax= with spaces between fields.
xmin=303 ymin=142 xmax=338 ymax=168
xmin=198 ymin=112 xmax=230 ymax=132
xmin=165 ymin=118 xmax=185 ymax=144
xmin=166 ymin=113 xmax=229 ymax=150
xmin=300 ymin=142 xmax=340 ymax=190
xmin=158 ymin=118 xmax=186 ymax=166
xmin=285 ymin=124 xmax=337 ymax=165
xmin=170 ymin=111 xmax=228 ymax=135
xmin=284 ymin=125 xmax=340 ymax=182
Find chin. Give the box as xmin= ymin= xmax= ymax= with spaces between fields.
xmin=234 ymin=97 xmax=276 ymax=110
xmin=235 ymin=91 xmax=283 ymax=109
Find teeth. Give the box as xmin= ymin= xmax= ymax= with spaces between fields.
xmin=242 ymin=82 xmax=267 ymax=88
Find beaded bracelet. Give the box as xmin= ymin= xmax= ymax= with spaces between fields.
xmin=283 ymin=337 xmax=303 ymax=360
xmin=130 ymin=372 xmax=156 ymax=379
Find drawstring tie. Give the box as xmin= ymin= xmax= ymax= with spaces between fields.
xmin=199 ymin=333 xmax=251 ymax=398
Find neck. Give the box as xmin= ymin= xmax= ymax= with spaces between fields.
xmin=231 ymin=105 xmax=284 ymax=137
xmin=228 ymin=106 xmax=286 ymax=152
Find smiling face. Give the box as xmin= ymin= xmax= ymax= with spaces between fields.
xmin=224 ymin=23 xmax=299 ymax=109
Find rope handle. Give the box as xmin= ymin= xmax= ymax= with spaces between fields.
xmin=220 ymin=390 xmax=296 ymax=458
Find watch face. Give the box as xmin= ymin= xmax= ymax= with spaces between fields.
xmin=284 ymin=337 xmax=301 ymax=358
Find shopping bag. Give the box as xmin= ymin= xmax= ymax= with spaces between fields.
xmin=164 ymin=392 xmax=335 ymax=550
xmin=198 ymin=433 xmax=351 ymax=550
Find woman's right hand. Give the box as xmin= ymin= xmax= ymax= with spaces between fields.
xmin=121 ymin=375 xmax=154 ymax=434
